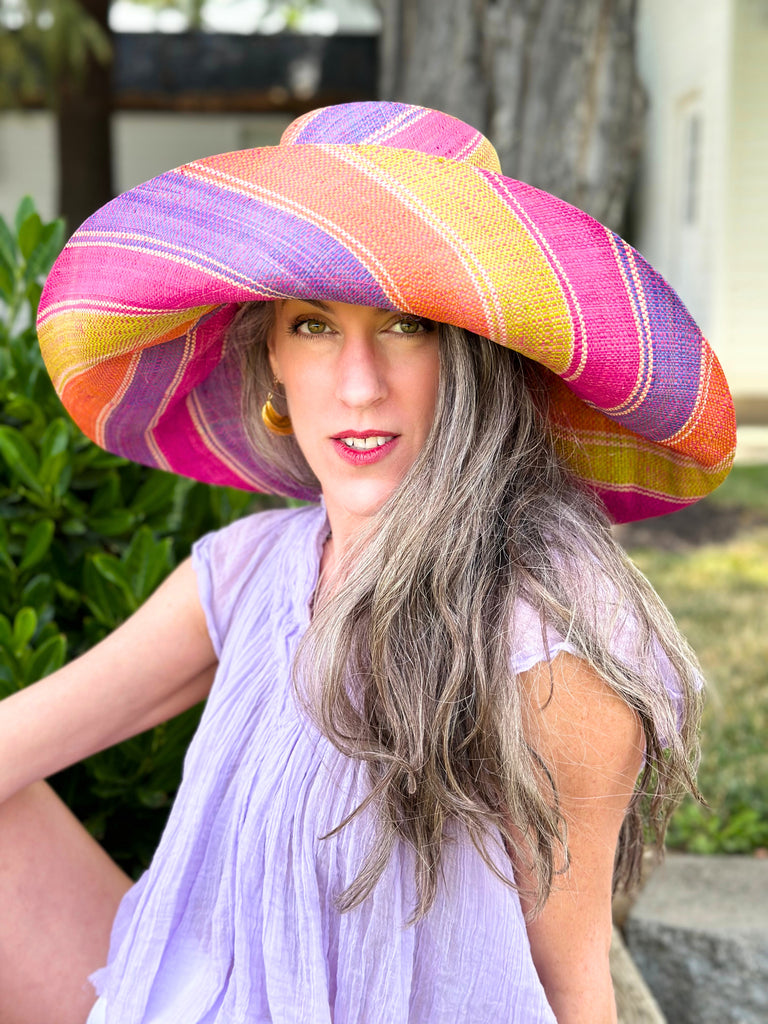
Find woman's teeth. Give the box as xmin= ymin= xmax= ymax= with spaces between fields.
xmin=341 ymin=435 xmax=393 ymax=450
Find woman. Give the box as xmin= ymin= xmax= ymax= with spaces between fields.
xmin=0 ymin=102 xmax=735 ymax=1023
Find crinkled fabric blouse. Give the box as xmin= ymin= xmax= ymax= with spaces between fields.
xmin=90 ymin=502 xmax=646 ymax=1023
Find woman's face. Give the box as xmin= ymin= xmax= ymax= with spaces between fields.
xmin=268 ymin=299 xmax=441 ymax=537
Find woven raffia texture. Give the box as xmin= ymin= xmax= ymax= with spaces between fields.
xmin=37 ymin=102 xmax=735 ymax=523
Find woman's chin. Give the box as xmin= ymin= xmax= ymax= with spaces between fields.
xmin=321 ymin=480 xmax=401 ymax=531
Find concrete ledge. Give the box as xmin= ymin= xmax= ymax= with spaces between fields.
xmin=611 ymin=925 xmax=666 ymax=1023
xmin=625 ymin=854 xmax=768 ymax=1024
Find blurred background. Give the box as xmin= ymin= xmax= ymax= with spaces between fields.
xmin=0 ymin=4 xmax=766 ymax=1017
xmin=2 ymin=0 xmax=766 ymax=418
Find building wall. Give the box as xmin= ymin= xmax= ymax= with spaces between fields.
xmin=0 ymin=112 xmax=57 ymax=224
xmin=636 ymin=0 xmax=768 ymax=405
xmin=722 ymin=0 xmax=768 ymax=408
xmin=635 ymin=0 xmax=733 ymax=344
xmin=0 ymin=111 xmax=290 ymax=227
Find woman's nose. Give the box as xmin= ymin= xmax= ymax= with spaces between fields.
xmin=334 ymin=333 xmax=387 ymax=410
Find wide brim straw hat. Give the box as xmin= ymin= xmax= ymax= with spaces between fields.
xmin=37 ymin=101 xmax=735 ymax=524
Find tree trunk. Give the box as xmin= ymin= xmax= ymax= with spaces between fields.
xmin=378 ymin=0 xmax=645 ymax=231
xmin=56 ymin=0 xmax=113 ymax=232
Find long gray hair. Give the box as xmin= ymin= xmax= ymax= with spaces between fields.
xmin=230 ymin=301 xmax=702 ymax=920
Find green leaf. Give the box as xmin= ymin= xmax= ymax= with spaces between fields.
xmin=137 ymin=787 xmax=169 ymax=809
xmin=2 ymin=394 xmax=46 ymax=429
xmin=19 ymin=519 xmax=55 ymax=572
xmin=0 ymin=614 xmax=13 ymax=648
xmin=26 ymin=633 xmax=66 ymax=683
xmin=25 ymin=280 xmax=42 ymax=315
xmin=0 ymin=425 xmax=42 ymax=492
xmin=90 ymin=474 xmax=121 ymax=516
xmin=0 ymin=214 xmax=17 ymax=267
xmin=0 ymin=520 xmax=14 ymax=572
xmin=89 ymin=554 xmax=137 ymax=611
xmin=25 ymin=630 xmax=66 ymax=679
xmin=12 ymin=606 xmax=37 ymax=653
xmin=88 ymin=510 xmax=136 ymax=536
xmin=0 ymin=666 xmax=16 ymax=697
xmin=40 ymin=419 xmax=71 ymax=461
xmin=83 ymin=559 xmax=127 ymax=629
xmin=0 ymin=648 xmax=19 ymax=696
xmin=61 ymin=517 xmax=87 ymax=536
xmin=21 ymin=573 xmax=54 ymax=609
xmin=17 ymin=212 xmax=43 ymax=261
xmin=0 ymin=252 xmax=14 ymax=302
xmin=39 ymin=452 xmax=71 ymax=494
xmin=54 ymin=579 xmax=81 ymax=605
xmin=24 ymin=219 xmax=65 ymax=282
xmin=129 ymin=472 xmax=179 ymax=518
xmin=125 ymin=527 xmax=172 ymax=603
xmin=14 ymin=197 xmax=36 ymax=236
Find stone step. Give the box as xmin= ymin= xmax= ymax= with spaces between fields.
xmin=624 ymin=854 xmax=768 ymax=1024
xmin=611 ymin=925 xmax=667 ymax=1023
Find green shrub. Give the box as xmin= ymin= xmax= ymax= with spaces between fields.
xmin=0 ymin=198 xmax=270 ymax=875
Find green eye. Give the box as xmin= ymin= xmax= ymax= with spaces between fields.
xmin=396 ymin=318 xmax=423 ymax=334
xmin=301 ymin=319 xmax=327 ymax=334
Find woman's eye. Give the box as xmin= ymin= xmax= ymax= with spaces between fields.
xmin=295 ymin=318 xmax=328 ymax=335
xmin=392 ymin=317 xmax=429 ymax=335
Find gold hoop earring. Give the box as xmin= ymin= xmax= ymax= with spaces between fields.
xmin=261 ymin=378 xmax=293 ymax=435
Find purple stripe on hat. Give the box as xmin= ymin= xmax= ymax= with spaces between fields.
xmin=99 ymin=301 xmax=315 ymax=496
xmin=286 ymin=102 xmax=486 ymax=164
xmin=174 ymin=354 xmax=313 ymax=497
xmin=610 ymin=245 xmax=703 ymax=442
xmin=78 ymin=172 xmax=394 ymax=309
xmin=286 ymin=101 xmax=421 ymax=145
xmin=102 ymin=306 xmax=232 ymax=467
xmin=102 ymin=334 xmax=189 ymax=468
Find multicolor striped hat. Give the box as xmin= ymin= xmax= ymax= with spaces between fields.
xmin=37 ymin=101 xmax=735 ymax=523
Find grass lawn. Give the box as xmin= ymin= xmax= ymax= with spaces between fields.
xmin=623 ymin=465 xmax=768 ymax=853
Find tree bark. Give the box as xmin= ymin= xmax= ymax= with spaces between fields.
xmin=55 ymin=0 xmax=113 ymax=231
xmin=377 ymin=0 xmax=645 ymax=231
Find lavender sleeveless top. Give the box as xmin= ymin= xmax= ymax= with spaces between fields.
xmin=90 ymin=502 xmax=646 ymax=1023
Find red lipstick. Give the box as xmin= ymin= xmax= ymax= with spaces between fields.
xmin=331 ymin=430 xmax=399 ymax=466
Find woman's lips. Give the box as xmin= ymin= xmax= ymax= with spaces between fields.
xmin=331 ymin=432 xmax=399 ymax=465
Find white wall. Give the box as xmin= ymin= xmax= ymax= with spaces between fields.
xmin=636 ymin=0 xmax=768 ymax=402
xmin=0 ymin=112 xmax=57 ymax=224
xmin=635 ymin=0 xmax=733 ymax=345
xmin=0 ymin=110 xmax=290 ymax=228
xmin=721 ymin=0 xmax=768 ymax=401
xmin=113 ymin=112 xmax=291 ymax=193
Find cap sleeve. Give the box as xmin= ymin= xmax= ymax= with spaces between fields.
xmin=508 ymin=598 xmax=578 ymax=675
xmin=191 ymin=529 xmax=223 ymax=659
xmin=190 ymin=508 xmax=300 ymax=659
xmin=509 ymin=593 xmax=694 ymax=736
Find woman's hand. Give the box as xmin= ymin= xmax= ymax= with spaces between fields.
xmin=0 ymin=558 xmax=217 ymax=805
xmin=514 ymin=652 xmax=645 ymax=1024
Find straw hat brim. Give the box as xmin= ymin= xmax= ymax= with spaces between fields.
xmin=37 ymin=142 xmax=735 ymax=523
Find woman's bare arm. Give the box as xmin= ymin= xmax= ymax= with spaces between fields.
xmin=0 ymin=557 xmax=217 ymax=805
xmin=514 ymin=652 xmax=645 ymax=1024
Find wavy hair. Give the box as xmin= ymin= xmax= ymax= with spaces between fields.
xmin=230 ymin=301 xmax=702 ymax=921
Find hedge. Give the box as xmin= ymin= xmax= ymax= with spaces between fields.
xmin=0 ymin=198 xmax=269 ymax=873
